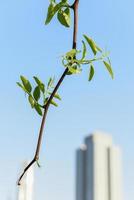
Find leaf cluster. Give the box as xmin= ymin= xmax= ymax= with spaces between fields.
xmin=17 ymin=1 xmax=114 ymax=118
xmin=17 ymin=76 xmax=61 ymax=116
xmin=62 ymin=34 xmax=114 ymax=81
xmin=45 ymin=0 xmax=71 ymax=27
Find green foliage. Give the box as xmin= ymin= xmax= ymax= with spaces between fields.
xmin=47 ymin=77 xmax=55 ymax=88
xmin=83 ymin=34 xmax=102 ymax=55
xmin=33 ymin=76 xmax=45 ymax=93
xmin=57 ymin=7 xmax=70 ymax=27
xmin=16 ymin=1 xmax=115 ymax=186
xmin=33 ymin=86 xmax=40 ymax=101
xmin=81 ymin=40 xmax=87 ymax=60
xmin=103 ymin=60 xmax=114 ymax=79
xmin=17 ymin=82 xmax=27 ymax=93
xmin=17 ymin=2 xmax=114 ymax=118
xmin=34 ymin=104 xmax=43 ymax=116
xmin=62 ymin=49 xmax=82 ymax=75
xmin=17 ymin=75 xmax=61 ymax=116
xmin=50 ymin=100 xmax=58 ymax=107
xmin=28 ymin=95 xmax=35 ymax=108
xmin=88 ymin=65 xmax=95 ymax=81
xmin=45 ymin=3 xmax=55 ymax=24
xmin=45 ymin=1 xmax=114 ymax=80
xmin=62 ymin=34 xmax=114 ymax=80
xmin=45 ymin=0 xmax=71 ymax=27
xmin=54 ymin=93 xmax=61 ymax=100
xmin=20 ymin=76 xmax=32 ymax=93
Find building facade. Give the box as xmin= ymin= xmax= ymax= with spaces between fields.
xmin=76 ymin=132 xmax=123 ymax=200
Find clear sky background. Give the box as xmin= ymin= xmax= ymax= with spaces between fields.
xmin=0 ymin=0 xmax=134 ymax=199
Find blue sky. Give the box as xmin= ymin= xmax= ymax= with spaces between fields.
xmin=0 ymin=0 xmax=134 ymax=199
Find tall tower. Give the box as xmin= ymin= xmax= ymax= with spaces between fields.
xmin=76 ymin=132 xmax=123 ymax=200
xmin=17 ymin=161 xmax=34 ymax=200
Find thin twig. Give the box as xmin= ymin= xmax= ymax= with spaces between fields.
xmin=17 ymin=0 xmax=79 ymax=186
xmin=18 ymin=159 xmax=35 ymax=185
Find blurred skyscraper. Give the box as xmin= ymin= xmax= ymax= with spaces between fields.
xmin=17 ymin=161 xmax=34 ymax=200
xmin=76 ymin=132 xmax=123 ymax=200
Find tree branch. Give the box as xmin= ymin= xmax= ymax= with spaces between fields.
xmin=17 ymin=0 xmax=79 ymax=186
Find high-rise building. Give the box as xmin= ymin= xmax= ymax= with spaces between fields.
xmin=76 ymin=131 xmax=123 ymax=200
xmin=17 ymin=161 xmax=34 ymax=200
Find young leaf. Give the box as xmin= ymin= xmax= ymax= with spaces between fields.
xmin=17 ymin=82 xmax=28 ymax=93
xmin=66 ymin=49 xmax=77 ymax=59
xmin=96 ymin=45 xmax=102 ymax=53
xmin=48 ymin=92 xmax=61 ymax=100
xmin=103 ymin=61 xmax=114 ymax=79
xmin=20 ymin=76 xmax=32 ymax=93
xmin=57 ymin=7 xmax=70 ymax=27
xmin=50 ymin=100 xmax=58 ymax=107
xmin=34 ymin=104 xmax=42 ymax=116
xmin=88 ymin=65 xmax=95 ymax=81
xmin=33 ymin=76 xmax=45 ymax=93
xmin=45 ymin=3 xmax=55 ymax=25
xmin=66 ymin=71 xmax=73 ymax=75
xmin=81 ymin=40 xmax=87 ymax=60
xmin=45 ymin=2 xmax=63 ymax=25
xmin=28 ymin=95 xmax=35 ymax=108
xmin=54 ymin=93 xmax=61 ymax=100
xmin=47 ymin=77 xmax=55 ymax=88
xmin=68 ymin=66 xmax=82 ymax=74
xmin=83 ymin=34 xmax=102 ymax=55
xmin=33 ymin=86 xmax=40 ymax=101
xmin=47 ymin=77 xmax=52 ymax=88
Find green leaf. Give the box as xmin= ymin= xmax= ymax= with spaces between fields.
xmin=28 ymin=95 xmax=35 ymax=108
xmin=96 ymin=45 xmax=102 ymax=52
xmin=81 ymin=40 xmax=87 ymax=60
xmin=61 ymin=0 xmax=67 ymax=2
xmin=50 ymin=0 xmax=56 ymax=3
xmin=88 ymin=65 xmax=95 ymax=81
xmin=57 ymin=7 xmax=70 ymax=27
xmin=33 ymin=86 xmax=40 ymax=101
xmin=47 ymin=77 xmax=55 ymax=88
xmin=66 ymin=49 xmax=77 ymax=60
xmin=50 ymin=100 xmax=58 ymax=107
xmin=17 ymin=82 xmax=27 ymax=93
xmin=33 ymin=76 xmax=45 ymax=93
xmin=45 ymin=2 xmax=63 ymax=25
xmin=103 ymin=61 xmax=114 ymax=79
xmin=66 ymin=71 xmax=73 ymax=75
xmin=47 ymin=77 xmax=52 ymax=88
xmin=45 ymin=3 xmax=55 ymax=25
xmin=44 ymin=97 xmax=49 ymax=105
xmin=20 ymin=76 xmax=32 ymax=93
xmin=34 ymin=104 xmax=42 ymax=116
xmin=83 ymin=34 xmax=102 ymax=55
xmin=48 ymin=92 xmax=61 ymax=100
xmin=68 ymin=66 xmax=82 ymax=74
xmin=54 ymin=93 xmax=61 ymax=100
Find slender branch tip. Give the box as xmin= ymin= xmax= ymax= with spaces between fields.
xmin=17 ymin=159 xmax=36 ymax=186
